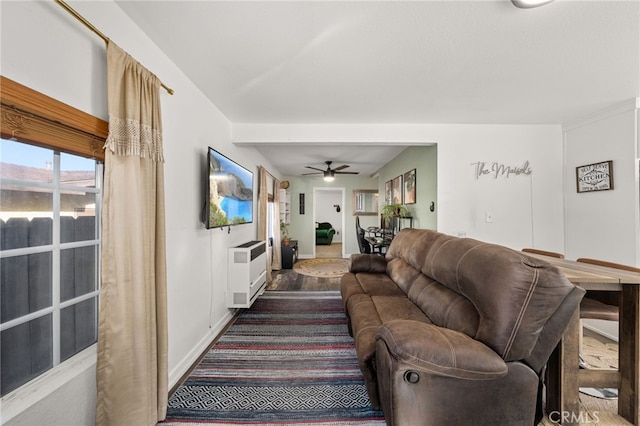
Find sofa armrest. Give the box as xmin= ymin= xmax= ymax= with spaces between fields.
xmin=375 ymin=320 xmax=508 ymax=380
xmin=349 ymin=253 xmax=387 ymax=273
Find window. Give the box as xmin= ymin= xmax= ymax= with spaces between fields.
xmin=0 ymin=76 xmax=107 ymax=399
xmin=0 ymin=139 xmax=102 ymax=396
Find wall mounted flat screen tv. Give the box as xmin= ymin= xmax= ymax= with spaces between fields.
xmin=206 ymin=147 xmax=254 ymax=229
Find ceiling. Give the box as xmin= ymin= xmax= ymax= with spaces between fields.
xmin=115 ymin=0 xmax=640 ymax=176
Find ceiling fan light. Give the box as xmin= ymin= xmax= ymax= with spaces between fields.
xmin=511 ymin=0 xmax=555 ymax=8
xmin=323 ymin=170 xmax=335 ymax=182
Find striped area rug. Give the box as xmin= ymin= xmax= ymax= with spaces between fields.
xmin=162 ymin=291 xmax=385 ymax=425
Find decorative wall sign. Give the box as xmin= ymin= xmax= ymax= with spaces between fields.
xmin=576 ymin=160 xmax=614 ymax=193
xmin=471 ymin=161 xmax=532 ymax=179
xmin=299 ymin=193 xmax=305 ymax=214
xmin=403 ymin=169 xmax=416 ymax=204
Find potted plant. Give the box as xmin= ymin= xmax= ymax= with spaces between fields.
xmin=381 ymin=203 xmax=409 ymax=221
xmin=280 ymin=220 xmax=290 ymax=246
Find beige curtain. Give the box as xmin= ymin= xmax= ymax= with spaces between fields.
xmin=257 ymin=167 xmax=272 ymax=283
xmin=96 ymin=41 xmax=168 ymax=426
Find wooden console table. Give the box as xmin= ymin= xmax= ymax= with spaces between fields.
xmin=526 ymin=253 xmax=640 ymax=425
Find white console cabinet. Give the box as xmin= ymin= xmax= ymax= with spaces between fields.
xmin=227 ymin=240 xmax=267 ymax=308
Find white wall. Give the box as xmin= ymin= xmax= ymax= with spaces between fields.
xmin=563 ymin=99 xmax=640 ymax=341
xmin=235 ymin=123 xmax=565 ymax=251
xmin=1 ymin=1 xmax=279 ymax=424
xmin=315 ymin=190 xmax=343 ymax=236
xmin=564 ymin=100 xmax=639 ymax=265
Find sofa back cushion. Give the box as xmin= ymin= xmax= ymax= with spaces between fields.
xmin=386 ymin=257 xmax=480 ymax=338
xmin=386 ymin=229 xmax=575 ymax=362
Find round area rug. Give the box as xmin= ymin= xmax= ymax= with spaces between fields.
xmin=293 ymin=258 xmax=350 ymax=278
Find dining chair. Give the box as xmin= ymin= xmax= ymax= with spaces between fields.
xmin=577 ymin=258 xmax=640 ymax=324
xmin=355 ymin=216 xmax=371 ymax=254
xmin=521 ymin=248 xmax=565 ymax=259
xmin=576 ymin=258 xmax=640 ymax=397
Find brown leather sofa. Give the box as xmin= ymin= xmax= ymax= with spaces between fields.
xmin=341 ymin=229 xmax=584 ymax=425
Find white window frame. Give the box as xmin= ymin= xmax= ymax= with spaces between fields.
xmin=0 ymin=146 xmax=103 ymax=423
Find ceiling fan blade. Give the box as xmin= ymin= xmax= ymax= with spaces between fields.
xmin=305 ymin=166 xmax=325 ymax=172
xmin=335 ymin=171 xmax=359 ymax=175
xmin=333 ymin=165 xmax=350 ymax=171
xmin=302 ymin=171 xmax=322 ymax=175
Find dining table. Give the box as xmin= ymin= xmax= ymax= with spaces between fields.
xmin=364 ymin=227 xmax=392 ymax=254
xmin=525 ymin=253 xmax=640 ymax=425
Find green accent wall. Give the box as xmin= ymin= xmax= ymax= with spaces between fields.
xmin=378 ymin=145 xmax=437 ymax=231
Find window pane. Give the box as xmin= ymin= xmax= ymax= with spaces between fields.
xmin=1 ymin=314 xmax=53 ymax=396
xmin=60 ymin=197 xmax=96 ymax=242
xmin=1 ymin=253 xmax=52 ymax=323
xmin=60 ymin=246 xmax=97 ymax=302
xmin=0 ymin=139 xmax=53 ymax=183
xmin=0 ymin=198 xmax=54 ymax=248
xmin=60 ymin=153 xmax=96 ymax=186
xmin=60 ymin=297 xmax=97 ymax=362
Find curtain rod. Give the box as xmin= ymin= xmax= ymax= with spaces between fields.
xmin=261 ymin=166 xmax=277 ymax=181
xmin=54 ymin=0 xmax=174 ymax=95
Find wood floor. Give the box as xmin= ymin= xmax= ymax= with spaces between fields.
xmin=315 ymin=242 xmax=343 ymax=259
xmin=268 ymin=248 xmax=626 ymax=425
xmin=268 ymin=243 xmax=343 ymax=291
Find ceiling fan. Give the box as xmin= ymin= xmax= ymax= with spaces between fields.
xmin=302 ymin=161 xmax=359 ymax=182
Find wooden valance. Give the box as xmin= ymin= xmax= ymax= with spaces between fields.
xmin=0 ymin=76 xmax=107 ymax=162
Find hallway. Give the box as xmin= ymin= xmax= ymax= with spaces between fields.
xmin=268 ymin=243 xmax=345 ymax=291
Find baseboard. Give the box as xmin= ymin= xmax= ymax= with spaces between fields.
xmin=168 ymin=310 xmax=237 ymax=390
xmin=583 ymin=321 xmax=619 ymax=343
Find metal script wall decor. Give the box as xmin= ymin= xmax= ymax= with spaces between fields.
xmin=472 ymin=161 xmax=533 ymax=179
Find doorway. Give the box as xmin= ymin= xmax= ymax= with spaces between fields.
xmin=312 ymin=187 xmax=345 ymax=259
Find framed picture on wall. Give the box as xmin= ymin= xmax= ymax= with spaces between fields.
xmin=385 ymin=180 xmax=393 ymax=205
xmin=403 ymin=169 xmax=416 ymax=204
xmin=392 ymin=175 xmax=403 ymax=204
xmin=576 ymin=160 xmax=614 ymax=193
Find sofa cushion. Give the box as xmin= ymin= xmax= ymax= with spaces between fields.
xmin=406 ymin=274 xmax=479 ymax=338
xmin=349 ymin=253 xmax=387 ymax=273
xmin=376 ymin=320 xmax=508 ymax=380
xmin=386 ymin=257 xmax=423 ymax=294
xmin=347 ymin=294 xmax=382 ymax=356
xmin=347 ymin=295 xmax=430 ymax=364
xmin=385 ymin=228 xmax=443 ymax=269
xmin=371 ymin=296 xmax=430 ymax=324
xmin=385 ymin=241 xmax=480 ymax=338
xmin=342 ymin=271 xmax=405 ymax=302
xmin=346 ymin=293 xmax=432 ymax=410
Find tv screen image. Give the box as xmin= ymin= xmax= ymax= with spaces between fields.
xmin=207 ymin=147 xmax=254 ymax=229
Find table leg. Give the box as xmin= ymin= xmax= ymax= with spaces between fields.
xmin=619 ymin=285 xmax=640 ymax=425
xmin=546 ymin=308 xmax=581 ymax=425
